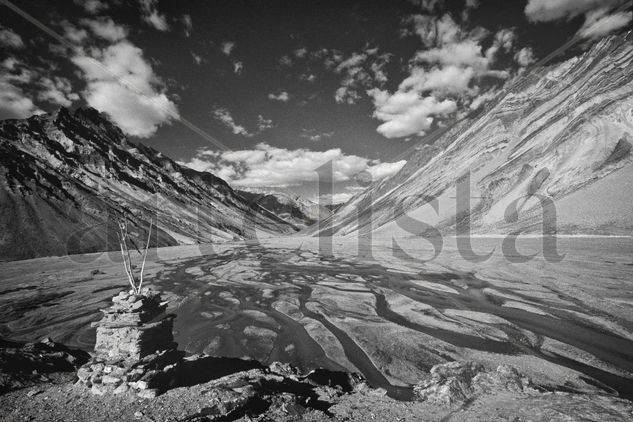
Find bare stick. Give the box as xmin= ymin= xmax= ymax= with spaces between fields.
xmin=122 ymin=217 xmax=137 ymax=293
xmin=119 ymin=239 xmax=136 ymax=292
xmin=138 ymin=218 xmax=153 ymax=293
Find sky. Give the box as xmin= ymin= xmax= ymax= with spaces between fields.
xmin=1 ymin=0 xmax=631 ymax=203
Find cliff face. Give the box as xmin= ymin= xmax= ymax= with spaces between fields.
xmin=315 ymin=33 xmax=633 ymax=237
xmin=0 ymin=107 xmax=296 ymax=260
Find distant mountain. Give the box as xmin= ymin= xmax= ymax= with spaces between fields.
xmin=0 ymin=107 xmax=296 ymax=260
xmin=315 ymin=34 xmax=633 ymax=237
xmin=237 ymin=190 xmax=331 ymax=229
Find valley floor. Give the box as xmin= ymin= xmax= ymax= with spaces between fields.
xmin=1 ymin=236 xmax=632 ymax=419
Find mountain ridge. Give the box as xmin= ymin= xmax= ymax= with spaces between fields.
xmin=0 ymin=107 xmax=296 ymax=260
xmin=314 ymin=33 xmax=633 ymax=238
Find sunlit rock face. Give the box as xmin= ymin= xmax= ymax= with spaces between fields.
xmin=316 ymin=33 xmax=633 ymax=237
xmin=0 ymin=107 xmax=297 ymax=260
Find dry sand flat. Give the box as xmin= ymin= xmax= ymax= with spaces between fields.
xmin=0 ymin=236 xmax=632 ymax=402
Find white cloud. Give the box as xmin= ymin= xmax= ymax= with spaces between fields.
xmin=294 ymin=47 xmax=308 ymax=58
xmin=74 ymin=0 xmax=109 ymax=14
xmin=278 ymin=55 xmax=293 ymax=67
xmin=1 ymin=57 xmax=20 ymax=71
xmin=368 ymin=88 xmax=457 ymax=138
xmin=399 ymin=65 xmax=476 ymax=95
xmin=0 ymin=26 xmax=24 ymax=49
xmin=365 ymin=160 xmax=407 ymax=179
xmin=524 ymin=0 xmax=626 ymax=22
xmin=138 ymin=0 xmax=170 ymax=31
xmin=578 ymin=8 xmax=632 ymax=39
xmin=37 ymin=76 xmax=79 ymax=107
xmin=514 ymin=47 xmax=536 ymax=67
xmin=300 ymin=129 xmax=335 ymax=142
xmin=182 ymin=14 xmax=193 ymax=37
xmin=407 ymin=0 xmax=444 ymax=12
xmin=374 ymin=14 xmax=515 ymax=139
xmin=403 ymin=14 xmax=464 ymax=47
xmin=191 ymin=51 xmax=204 ymax=65
xmin=335 ymin=86 xmax=361 ymax=104
xmin=525 ymin=0 xmax=630 ymax=40
xmin=300 ymin=73 xmax=317 ymax=82
xmin=415 ymin=39 xmax=490 ymax=69
xmin=331 ymin=49 xmax=390 ymax=104
xmin=0 ymin=77 xmax=41 ymax=120
xmin=61 ymin=21 xmax=89 ymax=44
xmin=233 ymin=61 xmax=244 ymax=75
xmin=469 ymin=89 xmax=499 ymax=110
xmin=72 ymin=41 xmax=179 ymax=137
xmin=180 ymin=143 xmax=407 ymax=188
xmin=485 ymin=28 xmax=516 ymax=61
xmin=211 ymin=107 xmax=252 ymax=137
xmin=268 ymin=91 xmax=290 ymax=102
xmin=257 ymin=115 xmax=274 ymax=131
xmin=80 ymin=17 xmax=128 ymax=42
xmin=221 ymin=41 xmax=236 ymax=56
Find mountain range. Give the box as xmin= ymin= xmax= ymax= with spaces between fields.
xmin=0 ymin=107 xmax=296 ymax=260
xmin=237 ymin=189 xmax=331 ymax=229
xmin=2 ymin=34 xmax=632 ymax=261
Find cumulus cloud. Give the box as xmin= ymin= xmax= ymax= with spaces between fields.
xmin=37 ymin=76 xmax=80 ymax=107
xmin=407 ymin=0 xmax=444 ymax=12
xmin=72 ymin=41 xmax=179 ymax=137
xmin=524 ymin=0 xmax=626 ymax=22
xmin=257 ymin=115 xmax=274 ymax=131
xmin=73 ymin=0 xmax=109 ymax=14
xmin=233 ymin=61 xmax=244 ymax=75
xmin=138 ymin=0 xmax=170 ymax=31
xmin=191 ymin=51 xmax=205 ymax=65
xmin=331 ymin=48 xmax=391 ymax=104
xmin=268 ymin=91 xmax=290 ymax=102
xmin=0 ymin=25 xmax=24 ymax=49
xmin=0 ymin=55 xmax=79 ymax=116
xmin=0 ymin=77 xmax=41 ymax=120
xmin=514 ymin=47 xmax=536 ymax=67
xmin=368 ymin=88 xmax=457 ymax=138
xmin=182 ymin=14 xmax=193 ymax=37
xmin=578 ymin=8 xmax=632 ymax=39
xmin=365 ymin=160 xmax=407 ymax=179
xmin=221 ymin=41 xmax=236 ymax=56
xmin=211 ymin=107 xmax=252 ymax=137
xmin=373 ymin=14 xmax=516 ymax=139
xmin=469 ymin=89 xmax=499 ymax=110
xmin=61 ymin=21 xmax=89 ymax=44
xmin=80 ymin=17 xmax=128 ymax=42
xmin=525 ymin=0 xmax=631 ymax=39
xmin=180 ymin=143 xmax=407 ymax=188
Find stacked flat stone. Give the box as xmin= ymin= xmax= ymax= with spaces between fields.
xmin=76 ymin=288 xmax=182 ymax=398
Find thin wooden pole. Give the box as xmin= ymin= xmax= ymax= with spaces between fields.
xmin=138 ymin=218 xmax=153 ymax=293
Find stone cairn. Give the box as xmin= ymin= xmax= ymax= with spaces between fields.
xmin=76 ymin=288 xmax=183 ymax=398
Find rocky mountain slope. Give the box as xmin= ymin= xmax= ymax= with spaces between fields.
xmin=314 ymin=33 xmax=633 ymax=237
xmin=238 ymin=190 xmax=331 ymax=229
xmin=0 ymin=107 xmax=296 ymax=260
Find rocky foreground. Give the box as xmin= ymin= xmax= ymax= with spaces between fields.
xmin=1 ymin=338 xmax=632 ymax=421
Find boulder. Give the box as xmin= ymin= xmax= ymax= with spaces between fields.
xmin=413 ymin=361 xmax=534 ymax=404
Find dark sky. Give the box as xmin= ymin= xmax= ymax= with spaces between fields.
xmin=1 ymin=0 xmax=630 ymax=201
